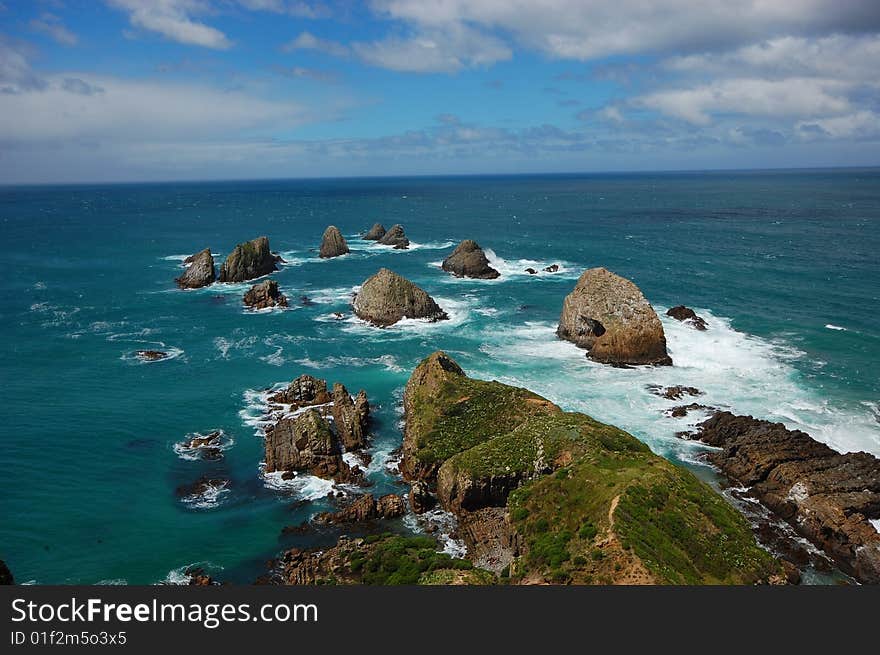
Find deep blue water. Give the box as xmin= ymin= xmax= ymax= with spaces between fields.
xmin=1 ymin=170 xmax=879 ymax=584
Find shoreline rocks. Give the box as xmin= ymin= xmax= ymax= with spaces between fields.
xmin=353 ymin=268 xmax=448 ymax=326
xmin=363 ymin=223 xmax=386 ymax=240
xmin=265 ymin=409 xmax=354 ymax=481
xmin=377 ymin=224 xmax=409 ymax=249
xmin=313 ymin=493 xmax=406 ymax=524
xmin=319 ymin=226 xmax=350 ymax=258
xmin=693 ymin=411 xmax=880 ymax=584
xmin=667 ymin=305 xmax=708 ymax=330
xmin=331 ymin=383 xmax=370 ymax=451
xmin=218 ymin=236 xmax=277 ymax=283
xmin=175 ymin=248 xmax=215 ymax=289
xmin=557 ymin=267 xmax=672 ymax=366
xmin=441 ymin=240 xmax=500 ymax=279
xmin=243 ymin=279 xmax=288 ymax=310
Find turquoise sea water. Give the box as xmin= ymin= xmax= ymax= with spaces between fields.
xmin=2 ymin=170 xmax=879 ymax=584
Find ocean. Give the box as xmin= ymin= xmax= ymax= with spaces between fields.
xmin=1 ymin=169 xmax=879 ymax=584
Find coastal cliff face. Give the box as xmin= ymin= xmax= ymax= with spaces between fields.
xmin=694 ymin=412 xmax=880 ymax=584
xmin=353 ymin=268 xmax=448 ymax=326
xmin=218 ymin=236 xmax=277 ymax=282
xmin=557 ymin=267 xmax=671 ymax=366
xmin=319 ymin=225 xmax=350 ymax=258
xmin=175 ymin=248 xmax=215 ymax=289
xmin=441 ymin=240 xmax=500 ymax=279
xmin=400 ymin=352 xmax=783 ymax=584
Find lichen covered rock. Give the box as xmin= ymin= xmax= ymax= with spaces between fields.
xmin=557 ymin=267 xmax=671 ymax=366
xmin=353 ymin=268 xmax=447 ymax=326
xmin=319 ymin=226 xmax=350 ymax=258
xmin=218 ymin=236 xmax=277 ymax=282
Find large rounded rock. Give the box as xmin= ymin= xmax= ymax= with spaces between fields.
xmin=377 ymin=224 xmax=409 ymax=249
xmin=218 ymin=236 xmax=277 ymax=283
xmin=441 ymin=240 xmax=500 ymax=279
xmin=319 ymin=226 xmax=350 ymax=258
xmin=363 ymin=223 xmax=386 ymax=240
xmin=175 ymin=248 xmax=215 ymax=288
xmin=243 ymin=279 xmax=288 ymax=310
xmin=557 ymin=267 xmax=671 ymax=366
xmin=353 ymin=268 xmax=447 ymax=326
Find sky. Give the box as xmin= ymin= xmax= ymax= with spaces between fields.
xmin=1 ymin=0 xmax=880 ymax=183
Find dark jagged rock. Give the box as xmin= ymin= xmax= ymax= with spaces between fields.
xmin=135 ymin=350 xmax=169 ymax=362
xmin=353 ymin=268 xmax=447 ymax=326
xmin=694 ymin=411 xmax=880 ymax=584
xmin=331 ymin=383 xmax=370 ymax=451
xmin=544 ymin=264 xmax=559 ymax=273
xmin=175 ymin=476 xmax=228 ymax=498
xmin=648 ymin=385 xmax=702 ymax=400
xmin=363 ymin=223 xmax=387 ymax=240
xmin=377 ymin=224 xmax=409 ymax=249
xmin=441 ymin=240 xmax=500 ymax=279
xmin=409 ymin=480 xmax=435 ymax=514
xmin=401 ymin=351 xmax=783 ymax=584
xmin=185 ymin=567 xmax=215 ymax=586
xmin=319 ymin=226 xmax=350 ymax=258
xmin=525 ymin=267 xmax=537 ymax=275
xmin=0 ymin=560 xmax=13 ymax=585
xmin=300 ymin=295 xmax=315 ymax=306
xmin=175 ymin=248 xmax=215 ymax=289
xmin=667 ymin=305 xmax=708 ymax=330
xmin=218 ymin=236 xmax=277 ymax=283
xmin=666 ymin=403 xmax=713 ymax=418
xmin=268 ymin=374 xmax=331 ymax=408
xmin=243 ymin=279 xmax=288 ymax=310
xmin=264 ymin=409 xmax=353 ymax=481
xmin=557 ymin=267 xmax=672 ymax=366
xmin=272 ymin=252 xmax=286 ymax=264
xmin=314 ymin=493 xmax=406 ymax=524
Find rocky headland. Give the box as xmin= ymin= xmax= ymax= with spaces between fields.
xmin=352 ymin=268 xmax=448 ymax=326
xmin=557 ymin=267 xmax=672 ymax=366
xmin=319 ymin=226 xmax=350 ymax=258
xmin=441 ymin=240 xmax=500 ymax=279
xmin=218 ymin=236 xmax=277 ymax=283
xmin=175 ymin=248 xmax=215 ymax=289
xmin=692 ymin=411 xmax=880 ymax=583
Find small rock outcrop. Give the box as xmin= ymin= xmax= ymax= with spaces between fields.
xmin=648 ymin=385 xmax=702 ymax=400
xmin=441 ymin=240 xmax=500 ymax=279
xmin=544 ymin=264 xmax=559 ymax=273
xmin=135 ymin=350 xmax=169 ymax=362
xmin=377 ymin=224 xmax=410 ymax=249
xmin=218 ymin=236 xmax=277 ymax=283
xmin=243 ymin=279 xmax=288 ymax=310
xmin=314 ymin=493 xmax=406 ymax=524
xmin=268 ymin=374 xmax=331 ymax=408
xmin=353 ymin=268 xmax=447 ymax=326
xmin=264 ymin=409 xmax=352 ymax=481
xmin=363 ymin=223 xmax=386 ymax=240
xmin=331 ymin=383 xmax=370 ymax=451
xmin=557 ymin=267 xmax=672 ymax=366
xmin=694 ymin=411 xmax=880 ymax=584
xmin=667 ymin=305 xmax=708 ymax=330
xmin=175 ymin=248 xmax=215 ymax=289
xmin=0 ymin=560 xmax=13 ymax=585
xmin=319 ymin=226 xmax=350 ymax=258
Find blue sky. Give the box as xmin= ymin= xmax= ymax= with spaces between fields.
xmin=1 ymin=0 xmax=879 ymax=183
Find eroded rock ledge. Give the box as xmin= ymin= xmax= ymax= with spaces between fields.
xmin=693 ymin=411 xmax=880 ymax=584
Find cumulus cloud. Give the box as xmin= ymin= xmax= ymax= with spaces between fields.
xmin=281 ymin=31 xmax=350 ymax=57
xmin=107 ymin=0 xmax=233 ymax=49
xmin=29 ymin=13 xmax=78 ymax=46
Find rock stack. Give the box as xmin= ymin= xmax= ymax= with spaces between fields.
xmin=353 ymin=268 xmax=447 ymax=326
xmin=441 ymin=240 xmax=500 ymax=279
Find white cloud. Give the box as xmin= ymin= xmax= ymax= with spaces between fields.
xmin=282 ymin=31 xmax=350 ymax=57
xmin=29 ymin=13 xmax=78 ymax=46
xmin=797 ymin=111 xmax=880 ymax=140
xmin=107 ymin=0 xmax=233 ymax=49
xmin=636 ymin=78 xmax=852 ymax=125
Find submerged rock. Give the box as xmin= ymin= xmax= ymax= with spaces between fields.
xmin=331 ymin=383 xmax=370 ymax=451
xmin=175 ymin=248 xmax=215 ymax=289
xmin=0 ymin=560 xmax=13 ymax=585
xmin=525 ymin=267 xmax=537 ymax=275
xmin=319 ymin=225 xmax=350 ymax=259
xmin=353 ymin=268 xmax=448 ymax=326
xmin=441 ymin=240 xmax=500 ymax=279
xmin=377 ymin=224 xmax=410 ymax=249
xmin=648 ymin=385 xmax=702 ymax=400
xmin=694 ymin=411 xmax=880 ymax=584
xmin=218 ymin=236 xmax=277 ymax=283
xmin=363 ymin=223 xmax=386 ymax=240
xmin=135 ymin=350 xmax=169 ymax=362
xmin=557 ymin=267 xmax=672 ymax=366
xmin=667 ymin=305 xmax=708 ymax=330
xmin=243 ymin=279 xmax=288 ymax=310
